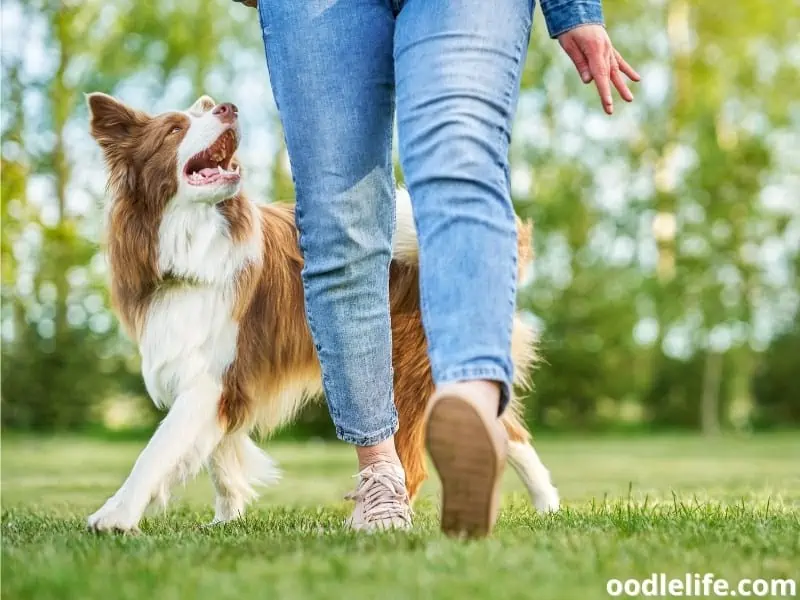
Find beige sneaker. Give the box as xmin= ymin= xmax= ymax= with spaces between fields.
xmin=425 ymin=383 xmax=508 ymax=539
xmin=345 ymin=461 xmax=412 ymax=531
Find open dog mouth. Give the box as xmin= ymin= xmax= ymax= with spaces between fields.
xmin=183 ymin=128 xmax=240 ymax=186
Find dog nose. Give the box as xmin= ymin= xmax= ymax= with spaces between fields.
xmin=212 ymin=102 xmax=238 ymax=123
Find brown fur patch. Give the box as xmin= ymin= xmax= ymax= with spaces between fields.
xmin=219 ymin=204 xmax=318 ymax=431
xmin=217 ymin=192 xmax=256 ymax=245
xmin=89 ymin=93 xmax=192 ymax=337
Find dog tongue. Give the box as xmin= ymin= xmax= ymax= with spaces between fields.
xmin=199 ymin=167 xmax=218 ymax=178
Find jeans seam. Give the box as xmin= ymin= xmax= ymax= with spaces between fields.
xmin=496 ymin=19 xmax=529 ymax=413
xmin=498 ymin=19 xmax=532 ymax=161
xmin=294 ymin=201 xmax=341 ymax=425
xmin=388 ymin=105 xmax=398 ymax=408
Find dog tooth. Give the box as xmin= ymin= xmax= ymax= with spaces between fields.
xmin=218 ymin=165 xmax=224 ymax=175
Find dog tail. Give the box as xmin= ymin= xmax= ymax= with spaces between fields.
xmin=392 ymin=187 xmax=535 ymax=276
xmin=516 ymin=215 xmax=534 ymax=286
xmin=392 ymin=187 xmax=418 ymax=263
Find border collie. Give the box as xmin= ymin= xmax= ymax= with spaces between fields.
xmin=85 ymin=93 xmax=559 ymax=532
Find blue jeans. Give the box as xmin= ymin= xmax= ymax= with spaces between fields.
xmin=258 ymin=0 xmax=533 ymax=446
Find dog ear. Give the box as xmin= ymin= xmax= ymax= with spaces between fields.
xmin=187 ymin=95 xmax=217 ymax=116
xmin=86 ymin=92 xmax=148 ymax=149
xmin=86 ymin=93 xmax=149 ymax=197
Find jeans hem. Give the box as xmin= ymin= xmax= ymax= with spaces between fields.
xmin=335 ymin=418 xmax=399 ymax=447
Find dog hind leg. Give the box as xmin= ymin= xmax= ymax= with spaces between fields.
xmin=207 ymin=433 xmax=280 ymax=524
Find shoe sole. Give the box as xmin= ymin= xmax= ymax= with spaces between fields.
xmin=425 ymin=394 xmax=505 ymax=539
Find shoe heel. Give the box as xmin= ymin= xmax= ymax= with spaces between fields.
xmin=426 ymin=394 xmax=505 ymax=538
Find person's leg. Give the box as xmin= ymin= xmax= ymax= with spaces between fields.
xmin=257 ymin=0 xmax=410 ymax=529
xmin=394 ymin=0 xmax=534 ymax=537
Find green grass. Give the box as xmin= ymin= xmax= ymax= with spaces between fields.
xmin=2 ymin=434 xmax=799 ymax=600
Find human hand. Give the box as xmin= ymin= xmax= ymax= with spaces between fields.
xmin=557 ymin=24 xmax=640 ymax=115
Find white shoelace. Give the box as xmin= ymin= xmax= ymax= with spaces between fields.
xmin=345 ymin=464 xmax=413 ymax=525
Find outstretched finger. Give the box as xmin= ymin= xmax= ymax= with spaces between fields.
xmin=611 ymin=63 xmax=634 ymax=102
xmin=615 ymin=50 xmax=640 ymax=82
xmin=561 ymin=38 xmax=593 ymax=83
xmin=587 ymin=50 xmax=614 ymax=114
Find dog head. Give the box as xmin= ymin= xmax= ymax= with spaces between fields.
xmin=87 ymin=93 xmax=242 ymax=209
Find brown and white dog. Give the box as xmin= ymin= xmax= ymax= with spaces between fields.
xmin=85 ymin=93 xmax=559 ymax=532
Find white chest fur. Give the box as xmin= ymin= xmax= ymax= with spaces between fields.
xmin=140 ymin=285 xmax=238 ymax=409
xmin=140 ymin=199 xmax=261 ymax=409
xmin=157 ymin=199 xmax=261 ymax=285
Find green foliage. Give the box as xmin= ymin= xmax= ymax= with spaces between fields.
xmin=1 ymin=0 xmax=254 ymax=431
xmin=1 ymin=0 xmax=798 ymax=432
xmin=512 ymin=0 xmax=800 ymax=431
xmin=1 ymin=324 xmax=117 ymax=430
xmin=751 ymin=319 xmax=800 ymax=429
xmin=643 ymin=352 xmax=733 ymax=429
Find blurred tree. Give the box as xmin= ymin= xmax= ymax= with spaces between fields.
xmin=1 ymin=0 xmax=254 ymax=429
xmin=1 ymin=0 xmax=797 ymax=434
xmin=751 ymin=318 xmax=800 ymax=429
xmin=513 ymin=0 xmax=799 ymax=432
xmin=640 ymin=0 xmax=799 ymax=434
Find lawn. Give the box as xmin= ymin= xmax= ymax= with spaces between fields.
xmin=2 ymin=433 xmax=798 ymax=599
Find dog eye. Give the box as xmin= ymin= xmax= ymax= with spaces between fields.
xmin=168 ymin=126 xmax=182 ymax=135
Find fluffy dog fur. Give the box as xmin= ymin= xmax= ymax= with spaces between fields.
xmin=85 ymin=93 xmax=559 ymax=532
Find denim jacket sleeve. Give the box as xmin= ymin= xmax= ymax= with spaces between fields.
xmin=539 ymin=0 xmax=605 ymax=39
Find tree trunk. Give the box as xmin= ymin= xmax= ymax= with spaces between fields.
xmin=701 ymin=351 xmax=723 ymax=435
xmin=51 ymin=6 xmax=75 ymax=341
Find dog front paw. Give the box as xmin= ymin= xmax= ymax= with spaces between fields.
xmin=87 ymin=497 xmax=141 ymax=534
